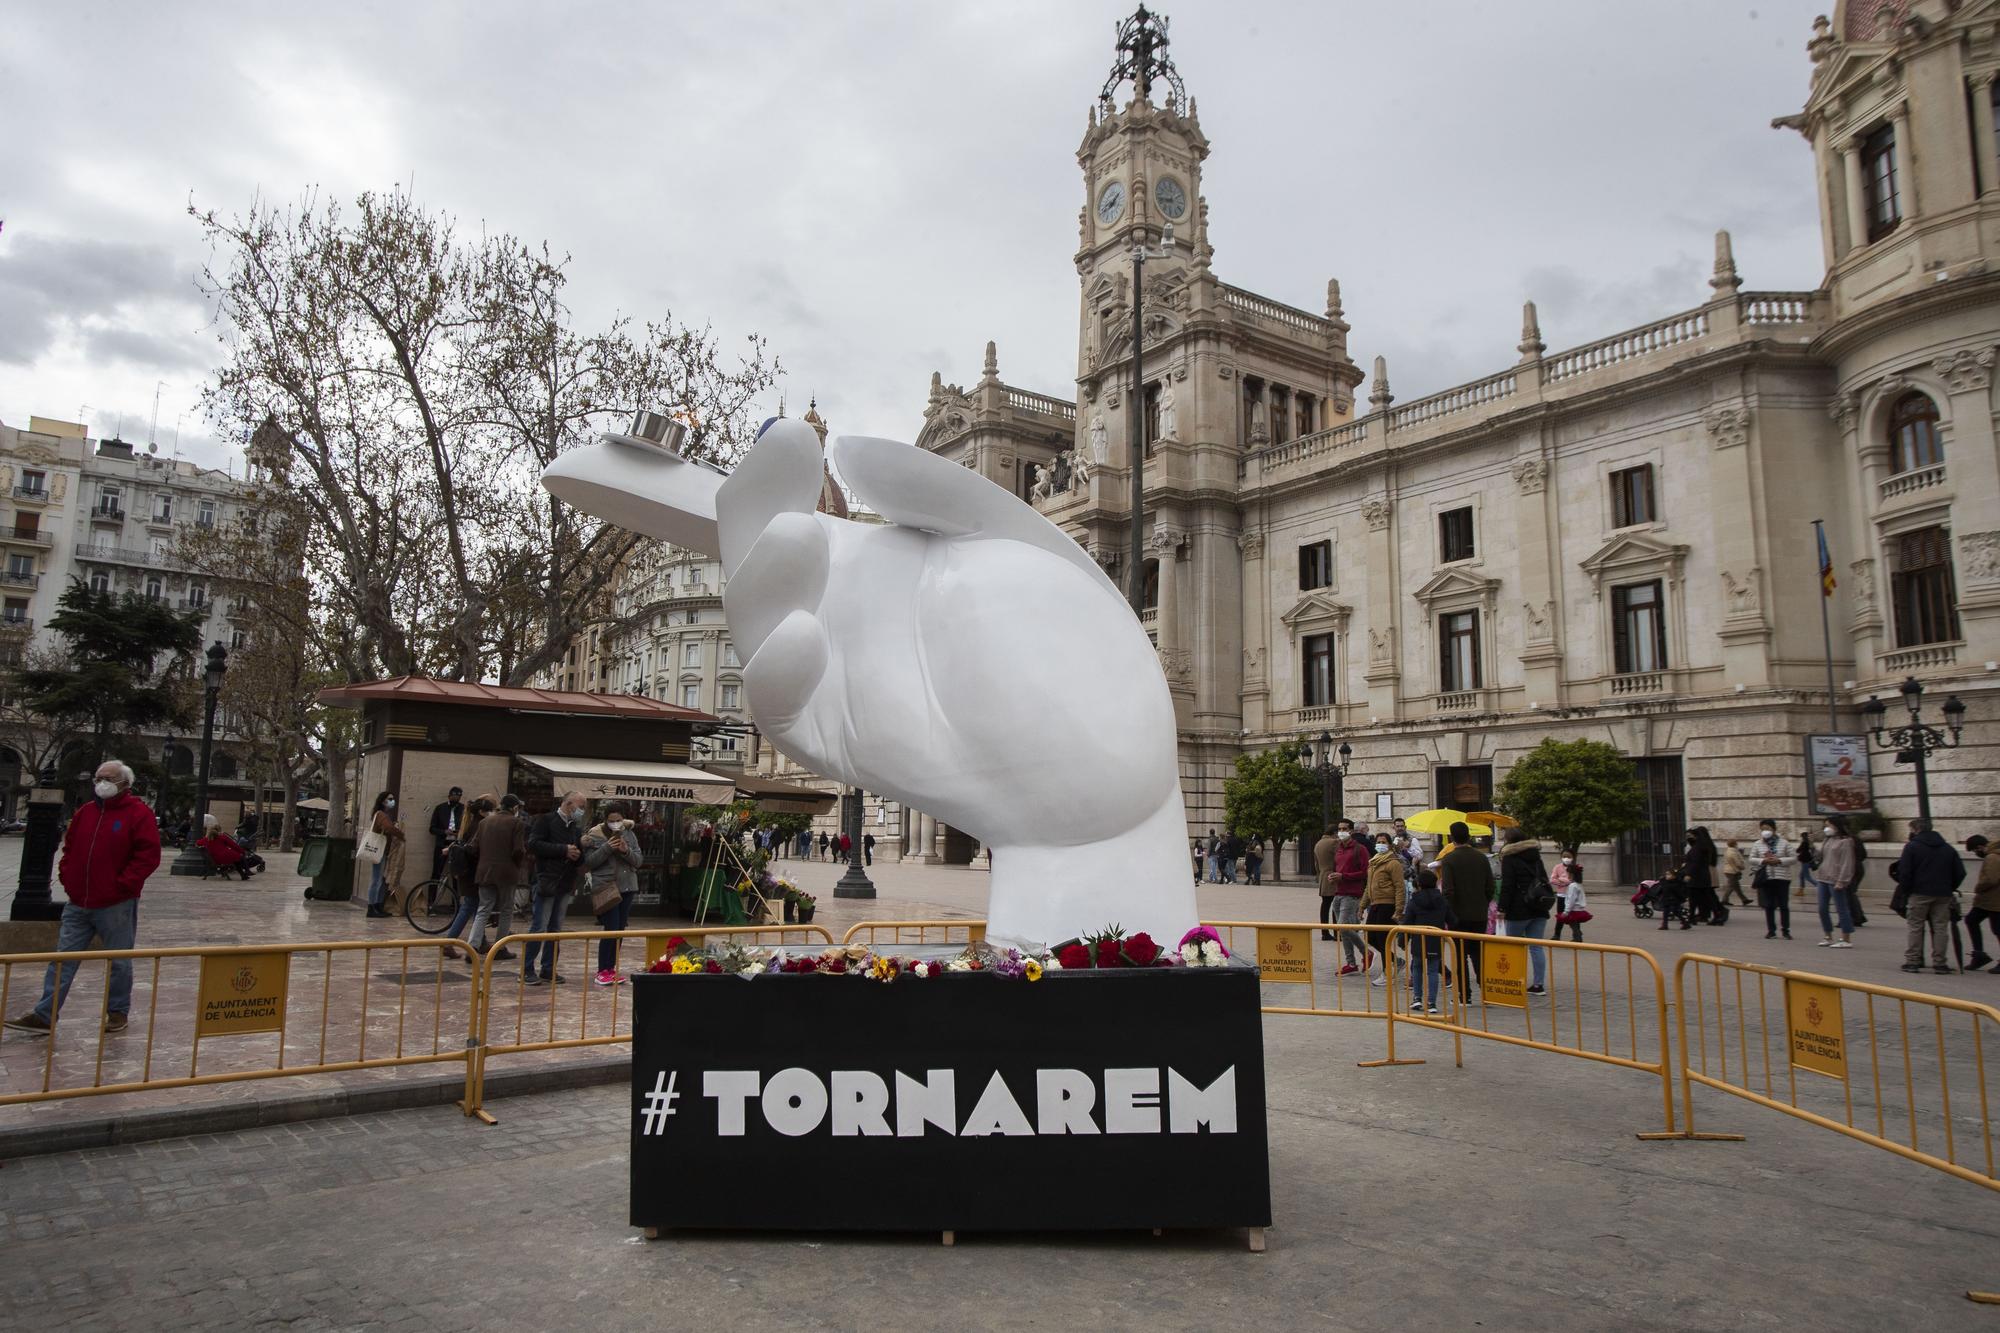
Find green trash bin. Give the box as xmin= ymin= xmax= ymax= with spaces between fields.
xmin=298 ymin=835 xmax=358 ymax=902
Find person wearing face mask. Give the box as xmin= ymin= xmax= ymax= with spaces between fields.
xmin=1751 ymin=819 xmax=1794 ymax=940
xmin=443 ymin=795 xmax=495 ymax=945
xmin=1551 ymin=848 xmax=1590 ymax=941
xmin=522 ymin=791 xmax=588 ymax=985
xmin=582 ymin=804 xmax=644 ymax=986
xmin=1361 ymin=834 xmax=1402 ymax=986
xmin=6 ymin=760 xmax=160 ymax=1036
xmin=1813 ymin=816 xmax=1858 ymax=949
xmin=1312 ymin=824 xmax=1342 ymax=942
xmin=1496 ymin=827 xmax=1554 ymax=994
xmin=1720 ymin=838 xmax=1750 ymax=907
xmin=364 ymin=791 xmax=406 ymax=920
xmin=1329 ymin=819 xmax=1372 ymax=974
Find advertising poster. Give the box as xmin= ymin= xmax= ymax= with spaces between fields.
xmin=1805 ymin=734 xmax=1872 ymax=815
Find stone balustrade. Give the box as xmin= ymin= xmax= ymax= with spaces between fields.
xmin=1879 ymin=463 xmax=1946 ymax=501
xmin=1220 ymin=284 xmax=1332 ymax=336
xmin=1879 ymin=642 xmax=1961 ymax=673
xmin=1387 ymin=369 xmax=1520 ymax=433
xmin=1004 ymin=388 xmax=1078 ymax=422
xmin=1608 ymin=671 xmax=1668 ymax=697
xmin=1543 ymin=307 xmax=1711 ymax=384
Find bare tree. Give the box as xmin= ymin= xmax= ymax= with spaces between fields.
xmin=191 ymin=189 xmax=779 ymax=692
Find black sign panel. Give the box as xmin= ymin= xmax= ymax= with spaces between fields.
xmin=629 ymin=967 xmax=1271 ymax=1233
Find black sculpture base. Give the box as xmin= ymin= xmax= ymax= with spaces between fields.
xmin=629 ymin=963 xmax=1271 ymax=1236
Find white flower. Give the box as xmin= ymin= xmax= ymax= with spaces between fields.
xmin=913 ymin=962 xmax=930 ymax=979
xmin=741 ymin=962 xmax=765 ymax=977
xmin=1180 ymin=943 xmax=1200 ymax=964
xmin=946 ymin=958 xmax=972 ymax=973
xmin=1043 ymin=956 xmax=1063 ymax=971
xmin=1200 ymin=940 xmax=1224 ymax=966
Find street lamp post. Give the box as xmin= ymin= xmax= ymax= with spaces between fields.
xmin=170 ymin=642 xmax=229 ymax=877
xmin=1860 ymin=676 xmax=1965 ymax=828
xmin=833 ymin=786 xmax=875 ymax=899
xmin=1124 ymin=220 xmax=1175 ymax=614
xmin=1296 ymin=732 xmax=1352 ymax=873
xmin=8 ymin=761 xmax=64 ymax=921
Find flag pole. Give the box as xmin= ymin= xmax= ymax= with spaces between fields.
xmin=1813 ymin=518 xmax=1839 ymax=734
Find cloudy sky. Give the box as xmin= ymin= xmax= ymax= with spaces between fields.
xmin=1 ymin=1 xmax=1827 ymax=474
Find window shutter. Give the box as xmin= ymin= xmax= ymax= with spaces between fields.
xmin=1469 ymin=611 xmax=1483 ymax=687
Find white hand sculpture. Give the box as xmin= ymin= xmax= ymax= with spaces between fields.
xmin=543 ymin=418 xmax=1197 ymax=946
xmin=715 ymin=421 xmax=1195 ymax=947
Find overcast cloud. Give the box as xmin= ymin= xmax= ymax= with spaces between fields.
xmin=0 ymin=0 xmax=1827 ymax=474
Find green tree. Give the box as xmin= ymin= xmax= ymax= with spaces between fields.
xmin=1494 ymin=738 xmax=1648 ymax=850
xmin=11 ymin=583 xmax=204 ymax=779
xmin=1222 ymin=747 xmax=1323 ymax=883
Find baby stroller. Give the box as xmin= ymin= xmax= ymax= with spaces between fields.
xmin=1634 ymin=876 xmax=1699 ymax=927
xmin=1631 ymin=880 xmax=1661 ymax=919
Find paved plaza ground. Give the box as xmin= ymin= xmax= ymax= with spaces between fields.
xmin=3 ymin=840 xmax=1998 ymax=1328
xmin=3 ymin=1007 xmax=1997 ymax=1331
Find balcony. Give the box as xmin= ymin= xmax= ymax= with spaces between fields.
xmin=73 ymin=542 xmax=177 ymax=568
xmin=1434 ymin=690 xmax=1482 ymax=714
xmin=2 ymin=527 xmax=52 ymax=548
xmin=1608 ymin=670 xmax=1668 ymax=697
xmin=1139 ymin=606 xmax=1158 ymax=624
xmin=90 ymin=506 xmax=125 ymax=525
xmin=1879 ymin=642 xmax=1960 ymax=674
xmin=0 ymin=618 xmax=34 ymax=635
xmin=1297 ymin=705 xmax=1335 ymax=725
xmin=145 ymin=511 xmax=175 ymax=531
xmin=0 ymin=571 xmax=41 ymax=590
xmin=11 ymin=486 xmax=49 ymax=505
xmin=1879 ymin=464 xmax=1945 ymax=503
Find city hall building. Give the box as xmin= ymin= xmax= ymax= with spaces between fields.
xmin=555 ymin=3 xmax=2000 ymax=879
xmin=907 ymin=0 xmax=2000 ymax=878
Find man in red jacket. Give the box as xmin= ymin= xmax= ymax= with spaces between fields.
xmin=5 ymin=759 xmax=161 ymax=1036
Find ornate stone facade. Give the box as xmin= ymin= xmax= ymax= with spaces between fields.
xmin=909 ymin=3 xmax=2000 ymax=871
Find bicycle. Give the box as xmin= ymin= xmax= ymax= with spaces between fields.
xmin=402 ymin=876 xmax=463 ymax=935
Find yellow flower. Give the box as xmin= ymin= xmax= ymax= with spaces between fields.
xmin=670 ymin=956 xmax=698 ymax=975
xmin=1024 ymin=959 xmax=1044 ymax=982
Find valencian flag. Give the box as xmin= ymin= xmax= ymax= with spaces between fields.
xmin=1817 ymin=525 xmax=1836 ymax=596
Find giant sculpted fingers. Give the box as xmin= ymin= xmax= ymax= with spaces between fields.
xmin=715 ymin=419 xmax=827 ymax=580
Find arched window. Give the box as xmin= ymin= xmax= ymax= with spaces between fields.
xmin=1887 ymin=391 xmax=1942 ymax=474
xmin=210 ymin=751 xmax=239 ymax=781
xmin=1140 ymin=559 xmax=1160 ymax=611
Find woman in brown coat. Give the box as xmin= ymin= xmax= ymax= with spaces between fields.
xmin=1361 ymin=834 xmax=1403 ymax=987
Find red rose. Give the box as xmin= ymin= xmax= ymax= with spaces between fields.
xmin=1124 ymin=932 xmax=1160 ymax=966
xmin=703 ymin=960 xmax=722 ymax=974
xmin=648 ymin=956 xmax=675 ymax=974
xmin=667 ymin=936 xmax=687 ymax=951
xmin=1057 ymin=943 xmax=1092 ymax=970
xmin=1094 ymin=938 xmax=1123 ymax=969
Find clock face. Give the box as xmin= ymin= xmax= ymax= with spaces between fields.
xmin=1155 ymin=176 xmax=1188 ymax=220
xmin=1096 ymin=180 xmax=1126 ymax=226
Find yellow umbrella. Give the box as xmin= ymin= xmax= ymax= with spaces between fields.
xmin=1403 ymin=808 xmax=1492 ymax=838
xmin=1470 ymin=810 xmax=1519 ymax=830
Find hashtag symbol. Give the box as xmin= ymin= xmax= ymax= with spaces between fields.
xmin=640 ymin=1070 xmax=680 ymax=1136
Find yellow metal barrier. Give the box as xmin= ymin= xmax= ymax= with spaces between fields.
xmin=1666 ymin=953 xmax=2000 ymax=1193
xmin=462 ymin=924 xmax=833 ymax=1121
xmin=840 ymin=920 xmax=986 ymax=948
xmin=1197 ymin=921 xmax=1423 ymax=1068
xmin=0 ymin=938 xmax=479 ymax=1106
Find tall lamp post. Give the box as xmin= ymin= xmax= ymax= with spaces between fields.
xmin=1860 ymin=676 xmax=1964 ymax=827
xmin=170 ymin=642 xmax=229 ymax=876
xmin=1123 ymin=220 xmax=1175 ymax=614
xmin=833 ymin=785 xmax=875 ymax=899
xmin=1296 ymin=732 xmax=1351 ymax=872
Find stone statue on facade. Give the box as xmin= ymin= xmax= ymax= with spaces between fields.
xmin=1249 ymin=398 xmax=1268 ymax=443
xmin=1088 ymin=412 xmax=1109 ymax=464
xmin=1158 ymin=385 xmax=1178 ymax=442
